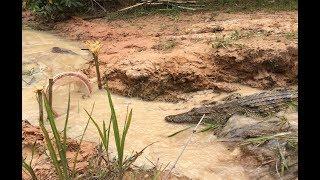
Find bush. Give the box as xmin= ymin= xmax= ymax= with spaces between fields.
xmin=24 ymin=0 xmax=84 ymax=21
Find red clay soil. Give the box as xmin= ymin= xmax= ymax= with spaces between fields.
xmin=25 ymin=11 xmax=298 ymax=102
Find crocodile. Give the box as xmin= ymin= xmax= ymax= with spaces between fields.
xmin=165 ymin=88 xmax=298 ymax=125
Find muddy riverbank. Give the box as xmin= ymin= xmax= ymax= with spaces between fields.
xmin=46 ymin=11 xmax=298 ymax=102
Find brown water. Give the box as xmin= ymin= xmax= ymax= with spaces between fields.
xmin=22 ymin=30 xmax=263 ymax=179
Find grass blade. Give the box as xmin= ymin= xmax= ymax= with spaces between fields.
xmin=103 ymin=120 xmax=107 ymax=145
xmin=63 ymin=87 xmax=71 ymax=151
xmin=29 ymin=141 xmax=37 ymax=166
xmin=36 ymin=90 xmax=63 ymax=179
xmin=198 ymin=124 xmax=218 ymax=133
xmin=241 ymin=132 xmax=292 ymax=146
xmin=72 ymin=102 xmax=95 ymax=177
xmin=121 ymin=109 xmax=132 ymax=155
xmin=39 ymin=123 xmax=64 ymax=179
xmin=105 ymin=117 xmax=112 ymax=159
xmin=106 ymin=89 xmax=123 ymax=168
xmin=84 ymin=109 xmax=108 ymax=152
xmin=167 ymin=126 xmax=193 ymax=137
xmin=43 ymin=95 xmax=70 ymax=179
xmin=23 ymin=159 xmax=38 ymax=180
xmin=152 ymin=162 xmax=170 ymax=180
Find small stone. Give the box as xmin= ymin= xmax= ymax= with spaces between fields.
xmin=155 ymin=33 xmax=161 ymax=37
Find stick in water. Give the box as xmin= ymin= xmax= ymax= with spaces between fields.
xmin=164 ymin=114 xmax=206 ymax=180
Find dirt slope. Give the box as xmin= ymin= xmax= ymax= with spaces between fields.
xmin=49 ymin=12 xmax=297 ymax=102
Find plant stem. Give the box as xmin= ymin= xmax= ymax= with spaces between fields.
xmin=48 ymin=78 xmax=53 ymax=109
xmin=36 ymin=91 xmax=64 ymax=179
xmin=93 ymin=53 xmax=102 ymax=89
xmin=36 ymin=90 xmax=43 ymax=123
xmin=22 ymin=160 xmax=38 ymax=180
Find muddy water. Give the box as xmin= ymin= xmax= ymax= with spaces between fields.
xmin=22 ymin=30 xmax=263 ymax=179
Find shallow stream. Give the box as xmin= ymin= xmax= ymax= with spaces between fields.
xmin=23 ymin=29 xmax=264 ymax=179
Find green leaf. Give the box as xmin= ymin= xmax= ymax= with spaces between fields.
xmin=22 ymin=159 xmax=38 ymax=180
xmin=63 ymin=86 xmax=71 ymax=150
xmin=43 ymin=94 xmax=70 ymax=179
xmin=167 ymin=126 xmax=193 ymax=137
xmin=121 ymin=109 xmax=132 ymax=156
xmin=103 ymin=120 xmax=107 ymax=146
xmin=106 ymin=89 xmax=123 ymax=168
xmin=84 ymin=109 xmax=108 ymax=152
xmin=72 ymin=102 xmax=95 ymax=177
xmin=37 ymin=93 xmax=63 ymax=179
xmin=198 ymin=124 xmax=218 ymax=133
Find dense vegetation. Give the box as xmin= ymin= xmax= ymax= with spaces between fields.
xmin=23 ymin=0 xmax=297 ymax=23
xmin=23 ymin=0 xmax=136 ymax=20
xmin=23 ymin=0 xmax=85 ymax=20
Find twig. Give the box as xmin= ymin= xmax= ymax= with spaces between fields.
xmin=164 ymin=114 xmax=206 ymax=180
xmin=159 ymin=0 xmax=197 ymax=4
xmin=275 ymin=159 xmax=283 ymax=180
xmin=123 ymin=141 xmax=159 ymax=169
xmin=92 ymin=0 xmax=107 ymax=12
xmin=171 ymin=4 xmax=196 ymax=11
xmin=145 ymin=157 xmax=157 ymax=167
xmin=117 ymin=2 xmax=146 ymax=12
xmin=100 ymin=154 xmax=109 ymax=165
xmin=22 ymin=76 xmax=35 ymax=85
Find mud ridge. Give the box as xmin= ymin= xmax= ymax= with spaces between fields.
xmin=101 ymin=46 xmax=297 ymax=102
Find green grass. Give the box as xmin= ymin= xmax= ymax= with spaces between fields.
xmin=71 ymin=102 xmax=95 ymax=177
xmin=44 ymin=91 xmax=70 ymax=179
xmin=22 ymin=160 xmax=38 ymax=180
xmin=32 ymin=83 xmax=152 ymax=179
xmin=167 ymin=123 xmax=220 ymax=137
xmin=34 ymin=88 xmax=93 ymax=179
xmin=152 ymin=162 xmax=170 ymax=180
xmin=35 ymin=90 xmax=65 ymax=179
xmin=107 ymin=88 xmax=133 ymax=172
xmin=285 ymin=31 xmax=298 ymax=40
xmin=152 ymin=38 xmax=178 ymax=51
xmin=167 ymin=126 xmax=193 ymax=137
xmin=212 ymin=35 xmax=232 ymax=49
xmin=104 ymin=6 xmax=182 ymax=21
xmin=204 ymin=0 xmax=297 ymax=13
xmin=84 ymin=109 xmax=111 ymax=157
xmin=277 ymin=145 xmax=289 ymax=176
xmin=230 ymin=30 xmax=255 ymax=40
xmin=101 ymin=0 xmax=297 ymax=21
xmin=85 ymin=87 xmax=134 ymax=174
xmin=22 ymin=141 xmax=38 ymax=180
xmin=240 ymin=132 xmax=295 ymax=147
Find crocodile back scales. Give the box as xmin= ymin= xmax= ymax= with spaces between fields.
xmin=165 ymin=89 xmax=298 ymax=124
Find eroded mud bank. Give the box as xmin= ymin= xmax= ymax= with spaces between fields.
xmin=44 ymin=12 xmax=298 ymax=102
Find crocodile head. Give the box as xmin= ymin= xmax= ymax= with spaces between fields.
xmin=165 ymin=114 xmax=199 ymax=123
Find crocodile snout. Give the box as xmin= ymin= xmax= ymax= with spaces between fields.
xmin=165 ymin=115 xmax=195 ymax=123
